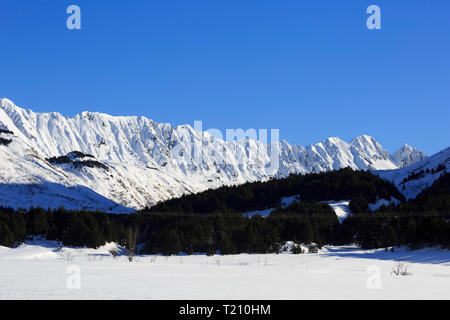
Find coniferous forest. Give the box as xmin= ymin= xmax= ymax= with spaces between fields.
xmin=0 ymin=169 xmax=449 ymax=255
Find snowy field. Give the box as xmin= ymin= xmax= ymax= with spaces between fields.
xmin=0 ymin=241 xmax=449 ymax=300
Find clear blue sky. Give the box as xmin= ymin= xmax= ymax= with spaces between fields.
xmin=0 ymin=0 xmax=449 ymax=154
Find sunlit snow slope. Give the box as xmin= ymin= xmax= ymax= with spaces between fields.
xmin=375 ymin=147 xmax=450 ymax=199
xmin=0 ymin=98 xmax=428 ymax=212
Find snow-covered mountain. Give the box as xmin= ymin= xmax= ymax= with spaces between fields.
xmin=0 ymin=98 xmax=428 ymax=212
xmin=376 ymin=147 xmax=450 ymax=200
xmin=391 ymin=144 xmax=427 ymax=168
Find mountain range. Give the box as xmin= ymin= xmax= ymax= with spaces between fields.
xmin=0 ymin=97 xmax=443 ymax=212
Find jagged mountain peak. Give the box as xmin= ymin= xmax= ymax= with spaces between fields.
xmin=350 ymin=134 xmax=377 ymax=143
xmin=0 ymin=97 xmax=15 ymax=107
xmin=400 ymin=143 xmax=412 ymax=149
xmin=0 ymin=97 xmax=429 ymax=211
xmin=322 ymin=136 xmax=346 ymax=145
xmin=350 ymin=134 xmax=384 ymax=151
xmin=349 ymin=134 xmax=391 ymax=165
xmin=391 ymin=144 xmax=427 ymax=168
xmin=0 ymin=98 xmax=20 ymax=115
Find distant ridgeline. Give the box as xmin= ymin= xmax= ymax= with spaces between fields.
xmin=145 ymin=168 xmax=406 ymax=215
xmin=0 ymin=170 xmax=449 ymax=254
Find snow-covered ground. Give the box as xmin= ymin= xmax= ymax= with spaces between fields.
xmin=1 ymin=241 xmax=449 ymax=300
xmin=242 ymin=196 xmax=300 ymax=217
xmin=368 ymin=197 xmax=401 ymax=211
xmin=327 ymin=200 xmax=351 ymax=223
xmin=242 ymin=198 xmax=352 ymax=223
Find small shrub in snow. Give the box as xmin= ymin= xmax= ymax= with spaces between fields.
xmin=110 ymin=248 xmax=119 ymax=258
xmin=292 ymin=246 xmax=304 ymax=254
xmin=66 ymin=252 xmax=73 ymax=262
xmin=308 ymin=244 xmax=319 ymax=254
xmin=391 ymin=261 xmax=411 ymax=276
xmin=126 ymin=226 xmax=138 ymax=262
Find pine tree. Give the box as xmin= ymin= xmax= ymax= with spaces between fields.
xmin=0 ymin=221 xmax=15 ymax=247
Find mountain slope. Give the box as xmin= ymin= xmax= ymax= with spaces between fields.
xmin=375 ymin=147 xmax=450 ymax=199
xmin=0 ymin=98 xmax=427 ymax=211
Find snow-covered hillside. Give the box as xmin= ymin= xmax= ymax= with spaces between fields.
xmin=376 ymin=147 xmax=450 ymax=199
xmin=0 ymin=98 xmax=428 ymax=211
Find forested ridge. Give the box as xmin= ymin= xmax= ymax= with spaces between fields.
xmin=146 ymin=168 xmax=405 ymax=214
xmin=0 ymin=169 xmax=449 ymax=254
xmin=342 ymin=172 xmax=450 ymax=249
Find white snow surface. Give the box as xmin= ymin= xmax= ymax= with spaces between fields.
xmin=242 ymin=195 xmax=300 ymax=217
xmin=0 ymin=241 xmax=449 ymax=299
xmin=327 ymin=200 xmax=351 ymax=223
xmin=242 ymin=208 xmax=274 ymax=218
xmin=281 ymin=195 xmax=299 ymax=207
xmin=0 ymin=98 xmax=428 ymax=212
xmin=368 ymin=197 xmax=401 ymax=211
xmin=242 ymin=197 xmax=352 ymax=224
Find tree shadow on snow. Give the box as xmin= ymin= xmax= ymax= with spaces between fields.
xmin=0 ymin=182 xmax=134 ymax=214
xmin=322 ymin=246 xmax=450 ymax=265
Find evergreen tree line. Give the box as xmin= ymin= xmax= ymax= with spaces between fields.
xmin=345 ymin=171 xmax=450 ymax=249
xmin=0 ymin=202 xmax=339 ymax=255
xmin=147 ymin=168 xmax=405 ymax=215
xmin=0 ymin=137 xmax=12 ymax=145
xmin=400 ymin=164 xmax=446 ymax=185
xmin=0 ymin=171 xmax=448 ymax=254
xmin=0 ymin=128 xmax=14 ymax=145
xmin=0 ymin=207 xmax=121 ymax=248
xmin=0 ymin=187 xmax=448 ymax=254
xmin=46 ymin=152 xmax=109 ymax=170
